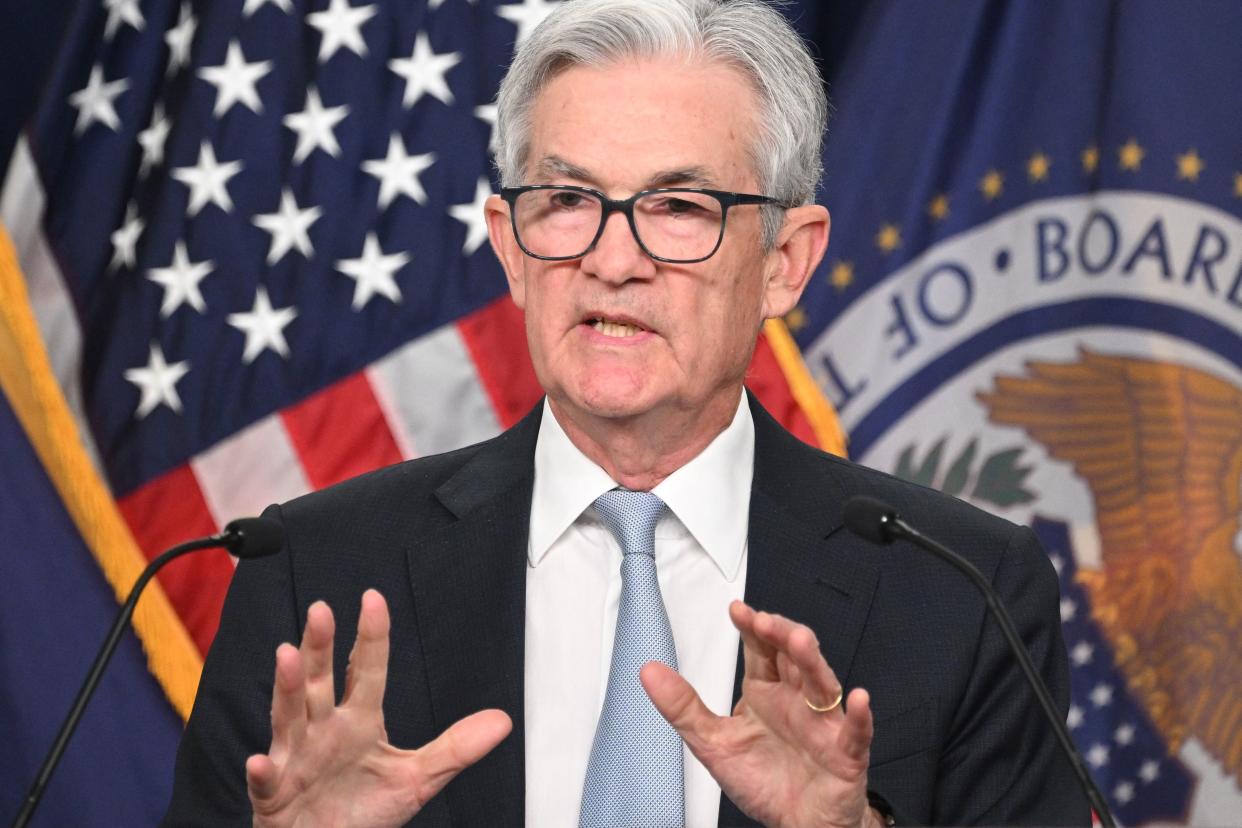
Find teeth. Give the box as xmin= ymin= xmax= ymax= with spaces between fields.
xmin=591 ymin=318 xmax=642 ymax=338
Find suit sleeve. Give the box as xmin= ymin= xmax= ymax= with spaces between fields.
xmin=930 ymin=525 xmax=1091 ymax=826
xmin=161 ymin=504 xmax=299 ymax=827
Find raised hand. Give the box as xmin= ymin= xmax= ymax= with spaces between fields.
xmin=642 ymin=600 xmax=880 ymax=828
xmin=245 ymin=589 xmax=512 ymax=828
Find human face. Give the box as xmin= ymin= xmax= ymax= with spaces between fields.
xmin=487 ymin=57 xmax=823 ymax=429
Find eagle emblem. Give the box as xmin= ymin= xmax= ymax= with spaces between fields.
xmin=978 ymin=349 xmax=1242 ymax=784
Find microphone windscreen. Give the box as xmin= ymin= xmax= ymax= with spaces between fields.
xmin=223 ymin=517 xmax=285 ymax=559
xmin=843 ymin=496 xmax=899 ymax=545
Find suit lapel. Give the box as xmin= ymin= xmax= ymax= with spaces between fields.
xmin=405 ymin=406 xmax=542 ymax=827
xmin=719 ymin=395 xmax=881 ymax=827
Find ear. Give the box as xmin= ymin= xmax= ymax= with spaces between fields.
xmin=485 ymin=193 xmax=529 ymax=309
xmin=761 ymin=204 xmax=830 ymax=319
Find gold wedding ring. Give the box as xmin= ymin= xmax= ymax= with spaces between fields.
xmin=805 ymin=689 xmax=844 ymax=713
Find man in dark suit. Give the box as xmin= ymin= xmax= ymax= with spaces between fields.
xmin=166 ymin=1 xmax=1090 ymax=825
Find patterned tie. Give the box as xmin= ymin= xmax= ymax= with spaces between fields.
xmin=579 ymin=489 xmax=685 ymax=828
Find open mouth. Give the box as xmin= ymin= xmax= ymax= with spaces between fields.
xmin=583 ymin=315 xmax=648 ymax=338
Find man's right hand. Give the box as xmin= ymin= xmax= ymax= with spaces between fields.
xmin=245 ymin=589 xmax=512 ymax=828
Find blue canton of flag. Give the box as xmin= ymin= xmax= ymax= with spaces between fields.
xmin=25 ymin=0 xmax=560 ymax=497
xmin=798 ymin=2 xmax=1242 ymax=825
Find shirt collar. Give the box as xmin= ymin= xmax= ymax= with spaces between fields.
xmin=528 ymin=394 xmax=754 ymax=582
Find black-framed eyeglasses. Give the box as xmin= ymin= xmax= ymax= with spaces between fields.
xmin=500 ymin=185 xmax=788 ymax=264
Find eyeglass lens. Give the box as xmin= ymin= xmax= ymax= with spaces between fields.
xmin=512 ymin=188 xmax=725 ymax=261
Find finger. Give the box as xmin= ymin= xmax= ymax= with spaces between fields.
xmin=342 ymin=589 xmax=391 ymax=710
xmin=729 ymin=601 xmax=779 ymax=682
xmin=837 ymin=688 xmax=874 ymax=768
xmin=750 ymin=611 xmax=841 ymax=707
xmin=301 ymin=601 xmax=336 ymax=722
xmin=245 ymin=753 xmax=279 ymax=804
xmin=640 ymin=661 xmax=720 ymax=754
xmin=269 ymin=642 xmax=307 ymax=758
xmin=413 ymin=709 xmax=513 ymax=800
xmin=775 ymin=650 xmax=804 ymax=693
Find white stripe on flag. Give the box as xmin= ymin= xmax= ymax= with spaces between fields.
xmin=368 ymin=324 xmax=503 ymax=459
xmin=191 ymin=414 xmax=313 ymax=528
xmin=1 ymin=135 xmax=105 ymax=477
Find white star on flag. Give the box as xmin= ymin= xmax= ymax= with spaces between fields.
xmin=109 ymin=203 xmax=145 ymax=271
xmin=197 ymin=40 xmax=273 ymax=116
xmin=1085 ymin=743 xmax=1110 ymax=769
xmin=1138 ymin=760 xmax=1160 ymax=783
xmin=164 ymin=2 xmax=197 ymax=75
xmin=124 ymin=343 xmax=190 ymax=418
xmin=228 ymin=287 xmax=298 ymax=364
xmin=137 ymin=101 xmax=171 ymax=176
xmin=474 ymin=103 xmax=499 ymax=153
xmin=335 ymin=232 xmax=410 ymax=309
xmin=283 ymin=86 xmax=349 ymax=163
xmin=388 ymin=32 xmax=461 ymax=108
xmin=1089 ymin=682 xmax=1114 ymax=708
xmin=307 ymin=0 xmax=378 ymax=62
xmin=68 ymin=64 xmax=130 ymax=135
xmin=362 ymin=133 xmax=436 ymax=209
xmin=1069 ymin=640 xmax=1094 ymax=666
xmin=243 ymin=0 xmax=293 ymax=16
xmin=147 ymin=241 xmax=214 ymax=318
xmin=1114 ymin=723 xmax=1136 ymax=745
xmin=253 ymin=188 xmax=323 ymax=264
xmin=1114 ymin=782 xmax=1135 ymax=804
xmin=448 ymin=178 xmax=492 ymax=255
xmin=103 ymin=0 xmax=145 ymax=40
xmin=172 ymin=141 xmax=244 ymax=216
xmin=495 ymin=0 xmax=561 ymax=48
xmin=1066 ymin=705 xmax=1084 ymax=729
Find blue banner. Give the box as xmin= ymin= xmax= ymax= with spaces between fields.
xmin=799 ymin=2 xmax=1242 ymax=824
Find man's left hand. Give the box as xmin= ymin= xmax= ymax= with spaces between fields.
xmin=642 ymin=600 xmax=881 ymax=828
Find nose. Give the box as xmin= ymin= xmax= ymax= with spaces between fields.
xmin=580 ymin=210 xmax=657 ymax=285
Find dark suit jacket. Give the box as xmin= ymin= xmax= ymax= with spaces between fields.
xmin=164 ymin=395 xmax=1090 ymax=826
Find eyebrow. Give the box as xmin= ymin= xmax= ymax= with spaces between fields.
xmin=533 ymin=155 xmax=721 ymax=190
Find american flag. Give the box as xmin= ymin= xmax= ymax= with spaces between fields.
xmin=0 ymin=0 xmax=841 ymax=738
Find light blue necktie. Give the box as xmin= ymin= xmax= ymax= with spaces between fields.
xmin=579 ymin=489 xmax=685 ymax=828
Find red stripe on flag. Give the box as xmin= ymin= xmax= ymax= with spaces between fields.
xmin=281 ymin=371 xmax=404 ymax=489
xmin=746 ymin=332 xmax=819 ymax=448
xmin=457 ymin=296 xmax=543 ymax=427
xmin=117 ymin=465 xmax=234 ymax=656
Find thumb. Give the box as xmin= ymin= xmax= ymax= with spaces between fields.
xmin=640 ymin=661 xmax=719 ymax=753
xmin=412 ymin=709 xmax=512 ymax=798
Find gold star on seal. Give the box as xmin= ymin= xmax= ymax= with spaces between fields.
xmin=1081 ymin=145 xmax=1100 ymax=174
xmin=875 ymin=224 xmax=902 ymax=253
xmin=1119 ymin=138 xmax=1144 ymax=171
xmin=927 ymin=193 xmax=950 ymax=221
xmin=829 ymin=260 xmax=855 ymax=291
xmin=979 ymin=169 xmax=1004 ymax=201
xmin=784 ymin=305 xmax=808 ymax=332
xmin=1027 ymin=152 xmax=1051 ymax=182
xmin=1176 ymin=149 xmax=1205 ymax=182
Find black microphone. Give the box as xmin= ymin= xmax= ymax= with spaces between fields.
xmin=12 ymin=517 xmax=284 ymax=828
xmin=843 ymin=496 xmax=1116 ymax=828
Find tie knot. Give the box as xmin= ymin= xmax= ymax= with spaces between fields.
xmin=593 ymin=489 xmax=666 ymax=558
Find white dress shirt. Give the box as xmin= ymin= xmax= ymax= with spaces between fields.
xmin=524 ymin=394 xmax=753 ymax=828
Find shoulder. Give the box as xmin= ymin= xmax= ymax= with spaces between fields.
xmin=750 ymin=394 xmax=1044 ymax=575
xmin=266 ymin=403 xmax=542 ymax=569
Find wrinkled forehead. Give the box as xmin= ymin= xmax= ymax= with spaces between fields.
xmin=524 ymin=56 xmax=764 ymax=191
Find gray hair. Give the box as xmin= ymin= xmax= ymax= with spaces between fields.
xmin=494 ymin=0 xmax=827 ymax=247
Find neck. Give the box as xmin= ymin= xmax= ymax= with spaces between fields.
xmin=548 ymin=390 xmax=743 ymax=491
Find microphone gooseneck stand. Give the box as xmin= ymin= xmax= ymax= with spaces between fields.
xmin=12 ymin=518 xmax=282 ymax=828
xmin=843 ymin=496 xmax=1117 ymax=828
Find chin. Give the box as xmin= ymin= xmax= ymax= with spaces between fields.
xmin=566 ymin=379 xmax=663 ymax=421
